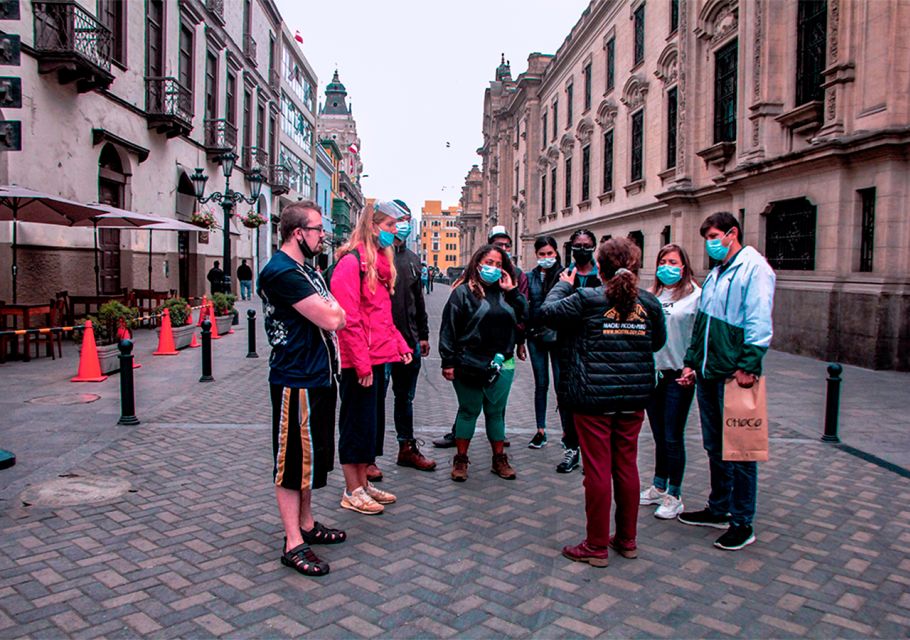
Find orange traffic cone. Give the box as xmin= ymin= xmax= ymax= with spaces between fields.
xmin=197 ymin=295 xmax=208 ymax=327
xmin=153 ymin=308 xmax=180 ymax=355
xmin=71 ymin=320 xmax=109 ymax=382
xmin=208 ymin=302 xmax=221 ymax=340
xmin=188 ymin=304 xmax=202 ymax=348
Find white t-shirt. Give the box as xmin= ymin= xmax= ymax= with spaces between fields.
xmin=654 ymin=285 xmax=701 ymax=371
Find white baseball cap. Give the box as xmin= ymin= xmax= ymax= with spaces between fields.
xmin=488 ymin=225 xmax=511 ymax=242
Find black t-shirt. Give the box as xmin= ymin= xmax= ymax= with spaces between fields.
xmin=237 ymin=264 xmax=253 ymax=280
xmin=257 ymin=250 xmax=337 ymax=388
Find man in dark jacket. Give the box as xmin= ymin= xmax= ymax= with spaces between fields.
xmin=207 ymin=261 xmax=224 ymax=295
xmin=382 ymin=199 xmax=436 ymax=471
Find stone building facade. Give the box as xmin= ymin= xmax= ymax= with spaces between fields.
xmin=473 ymin=0 xmax=910 ymax=370
xmin=457 ymin=164 xmax=483 ymax=267
xmin=0 ymin=0 xmax=323 ymax=302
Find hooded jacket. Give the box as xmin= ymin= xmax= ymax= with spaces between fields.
xmin=541 ymin=281 xmax=666 ymax=414
xmin=683 ymin=246 xmax=775 ymax=379
xmin=330 ymin=244 xmax=411 ymax=377
xmin=390 ymin=243 xmax=429 ymax=346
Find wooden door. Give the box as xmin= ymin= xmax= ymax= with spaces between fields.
xmin=98 ymin=229 xmax=121 ymax=295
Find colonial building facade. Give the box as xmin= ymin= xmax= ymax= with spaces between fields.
xmin=473 ymin=0 xmax=910 ymax=370
xmin=0 ymin=0 xmax=327 ymax=302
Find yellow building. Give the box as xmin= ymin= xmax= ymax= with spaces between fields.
xmin=420 ymin=201 xmax=461 ymax=273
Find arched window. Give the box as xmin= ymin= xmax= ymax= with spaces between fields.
xmin=97 ymin=144 xmax=128 ymax=294
xmin=98 ymin=144 xmax=125 ymax=207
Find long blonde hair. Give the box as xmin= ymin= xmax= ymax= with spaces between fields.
xmin=335 ymin=205 xmax=397 ymax=295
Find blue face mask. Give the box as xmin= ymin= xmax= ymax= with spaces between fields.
xmin=394 ymin=222 xmax=411 ymax=240
xmin=479 ymin=265 xmax=502 ymax=284
xmin=656 ymin=264 xmax=682 ymax=286
xmin=705 ymin=232 xmax=731 ymax=261
xmin=378 ymin=229 xmax=396 ymax=248
xmin=537 ymin=257 xmax=557 ymax=269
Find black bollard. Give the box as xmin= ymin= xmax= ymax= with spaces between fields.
xmin=821 ymin=363 xmax=842 ymax=443
xmin=117 ymin=339 xmax=140 ymax=425
xmin=246 ymin=309 xmax=259 ymax=358
xmin=200 ymin=319 xmax=214 ymax=382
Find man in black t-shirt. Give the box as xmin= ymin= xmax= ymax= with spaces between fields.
xmin=257 ymin=201 xmax=346 ymax=577
xmin=207 ymin=261 xmax=224 ymax=295
xmin=237 ymin=259 xmax=253 ymax=300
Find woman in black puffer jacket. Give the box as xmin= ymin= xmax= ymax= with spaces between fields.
xmin=540 ymin=237 xmax=666 ymax=567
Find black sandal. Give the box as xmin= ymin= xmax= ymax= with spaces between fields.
xmin=301 ymin=521 xmax=347 ymax=545
xmin=281 ymin=542 xmax=330 ymax=576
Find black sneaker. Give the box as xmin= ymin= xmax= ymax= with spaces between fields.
xmin=556 ymin=448 xmax=580 ymax=473
xmin=677 ymin=508 xmax=730 ymax=529
xmin=433 ymin=431 xmax=456 ymax=448
xmin=714 ymin=525 xmax=756 ymax=550
xmin=528 ymin=431 xmax=548 ymax=449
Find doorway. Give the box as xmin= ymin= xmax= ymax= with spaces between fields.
xmin=178 ymin=230 xmax=190 ymax=299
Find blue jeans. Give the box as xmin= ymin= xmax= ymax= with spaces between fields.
xmin=527 ymin=339 xmax=560 ymax=430
xmin=384 ymin=344 xmax=421 ymax=442
xmin=239 ymin=280 xmax=252 ymax=300
xmin=696 ymin=378 xmax=758 ymax=526
xmin=645 ymin=371 xmax=695 ymax=497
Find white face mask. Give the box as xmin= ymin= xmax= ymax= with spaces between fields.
xmin=537 ymin=257 xmax=557 ymax=269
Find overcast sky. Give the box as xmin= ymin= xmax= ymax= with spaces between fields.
xmin=275 ymin=0 xmax=589 ymax=217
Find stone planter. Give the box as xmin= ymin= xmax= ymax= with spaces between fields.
xmin=158 ymin=323 xmax=196 ymax=350
xmin=215 ymin=314 xmax=233 ymax=335
xmin=77 ymin=342 xmax=121 ymax=375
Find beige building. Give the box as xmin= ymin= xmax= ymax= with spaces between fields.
xmin=473 ymin=0 xmax=910 ymax=370
xmin=0 ymin=0 xmax=322 ymax=302
xmin=420 ymin=201 xmax=461 ymax=273
xmin=457 ymin=165 xmax=483 ymax=267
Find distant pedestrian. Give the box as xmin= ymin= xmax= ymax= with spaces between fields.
xmin=552 ymin=228 xmax=601 ymax=475
xmin=207 ymin=261 xmax=224 ymax=295
xmin=677 ymin=212 xmax=776 ymax=551
xmin=428 ymin=266 xmax=435 ymax=293
xmin=237 ymin=259 xmax=253 ymax=300
xmin=525 ymin=236 xmax=564 ymax=449
xmin=331 ymin=203 xmax=412 ymax=515
xmin=439 ymin=244 xmax=527 ymax=481
xmin=639 ymin=244 xmax=701 ymax=520
xmin=257 ymin=200 xmax=347 ymax=577
xmin=385 ymin=199 xmax=437 ymax=472
xmin=541 ymin=237 xmax=666 ymax=567
xmin=421 ymin=264 xmax=430 ymax=294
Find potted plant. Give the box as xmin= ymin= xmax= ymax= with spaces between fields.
xmin=239 ymin=209 xmax=267 ymax=229
xmin=191 ymin=207 xmax=218 ymax=230
xmin=156 ymin=297 xmax=196 ymax=350
xmin=211 ymin=292 xmax=236 ymax=335
xmin=77 ymin=301 xmax=138 ymax=374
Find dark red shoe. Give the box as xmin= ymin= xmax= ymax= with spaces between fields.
xmin=609 ymin=536 xmax=638 ymax=559
xmin=397 ymin=440 xmax=436 ymax=471
xmin=562 ymin=540 xmax=609 ymax=567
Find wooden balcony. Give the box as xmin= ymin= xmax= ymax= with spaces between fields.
xmin=242 ymin=146 xmax=269 ymax=171
xmin=243 ymin=35 xmax=257 ymax=64
xmin=32 ymin=1 xmax=114 ymax=93
xmin=203 ymin=119 xmax=237 ymax=159
xmin=269 ymin=164 xmax=291 ymax=196
xmin=145 ymin=77 xmax=193 ymax=138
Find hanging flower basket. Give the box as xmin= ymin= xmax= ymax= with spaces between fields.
xmin=191 ymin=208 xmax=218 ymax=230
xmin=239 ymin=210 xmax=267 ymax=229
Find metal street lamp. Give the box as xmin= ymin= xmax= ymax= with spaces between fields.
xmin=191 ymin=151 xmax=263 ymax=293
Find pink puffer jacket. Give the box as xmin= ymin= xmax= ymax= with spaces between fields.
xmin=330 ymin=244 xmax=411 ymax=377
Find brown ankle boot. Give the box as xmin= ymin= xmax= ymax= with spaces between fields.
xmin=491 ymin=453 xmax=516 ymax=480
xmin=451 ymin=453 xmax=470 ymax=481
xmin=397 ymin=440 xmax=437 ymax=471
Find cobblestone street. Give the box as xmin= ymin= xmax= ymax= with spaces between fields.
xmin=1 ymin=290 xmax=909 ymax=638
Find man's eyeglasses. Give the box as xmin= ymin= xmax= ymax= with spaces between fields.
xmin=299 ymin=225 xmax=325 ymax=234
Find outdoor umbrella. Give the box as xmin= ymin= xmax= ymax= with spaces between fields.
xmin=0 ymin=185 xmax=108 ymax=303
xmin=75 ymin=205 xmax=181 ymax=295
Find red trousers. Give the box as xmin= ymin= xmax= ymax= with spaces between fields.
xmin=574 ymin=411 xmax=645 ymax=548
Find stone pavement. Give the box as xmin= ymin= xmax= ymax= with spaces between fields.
xmin=0 ymin=291 xmax=909 ymax=638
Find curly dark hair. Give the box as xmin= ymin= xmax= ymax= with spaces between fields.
xmin=596 ymin=237 xmax=642 ymax=319
xmin=454 ymin=244 xmax=515 ymax=299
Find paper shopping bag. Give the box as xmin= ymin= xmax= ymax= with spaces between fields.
xmin=722 ymin=376 xmax=769 ymax=462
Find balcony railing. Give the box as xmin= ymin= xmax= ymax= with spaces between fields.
xmin=145 ymin=77 xmax=193 ymax=137
xmin=33 ymin=1 xmax=114 ymax=92
xmin=269 ymin=164 xmax=291 ymax=195
xmin=204 ymin=118 xmax=237 ymax=154
xmin=206 ymin=0 xmax=224 ymax=23
xmin=243 ymin=35 xmax=257 ymax=63
xmin=243 ymin=146 xmax=269 ymax=171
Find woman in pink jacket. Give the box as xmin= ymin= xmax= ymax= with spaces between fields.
xmin=330 ymin=201 xmax=413 ymax=515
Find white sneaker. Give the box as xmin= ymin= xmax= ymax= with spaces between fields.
xmin=639 ymin=485 xmax=667 ymax=505
xmin=654 ymin=493 xmax=684 ymax=519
